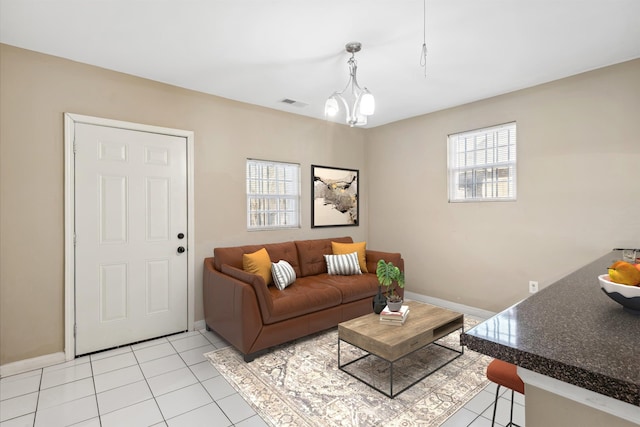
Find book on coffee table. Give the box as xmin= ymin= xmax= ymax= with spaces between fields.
xmin=380 ymin=305 xmax=409 ymax=325
xmin=379 ymin=315 xmax=409 ymax=326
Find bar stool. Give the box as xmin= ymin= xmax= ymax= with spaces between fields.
xmin=486 ymin=359 xmax=525 ymax=427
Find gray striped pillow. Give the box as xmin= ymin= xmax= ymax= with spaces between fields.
xmin=271 ymin=260 xmax=296 ymax=290
xmin=324 ymin=252 xmax=362 ymax=275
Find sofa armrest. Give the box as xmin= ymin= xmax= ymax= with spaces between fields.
xmin=203 ymin=258 xmax=264 ymax=355
xmin=220 ymin=263 xmax=262 ymax=285
xmin=365 ymin=250 xmax=404 ymax=272
xmin=220 ymin=264 xmax=275 ymax=319
xmin=365 ymin=250 xmax=405 ymax=299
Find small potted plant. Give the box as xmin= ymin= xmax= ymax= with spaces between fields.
xmin=376 ymin=259 xmax=405 ymax=311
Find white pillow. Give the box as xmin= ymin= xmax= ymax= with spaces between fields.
xmin=324 ymin=252 xmax=362 ymax=276
xmin=271 ymin=260 xmax=296 ymax=290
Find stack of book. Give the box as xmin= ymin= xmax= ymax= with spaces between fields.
xmin=379 ymin=305 xmax=410 ymax=326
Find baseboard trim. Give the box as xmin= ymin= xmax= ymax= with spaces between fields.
xmin=405 ymin=291 xmax=496 ymax=320
xmin=0 ymin=352 xmax=66 ymax=378
xmin=194 ymin=319 xmax=205 ymax=331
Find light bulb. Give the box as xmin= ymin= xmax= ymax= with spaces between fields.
xmin=324 ymin=98 xmax=339 ymax=117
xmin=359 ymin=92 xmax=375 ymax=116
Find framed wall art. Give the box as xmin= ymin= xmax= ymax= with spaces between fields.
xmin=311 ymin=165 xmax=359 ymax=228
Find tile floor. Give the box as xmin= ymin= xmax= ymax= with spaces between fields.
xmin=0 ymin=328 xmax=524 ymax=427
xmin=442 ymin=382 xmax=526 ymax=427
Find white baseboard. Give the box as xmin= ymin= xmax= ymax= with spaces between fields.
xmin=405 ymin=291 xmax=496 ymax=320
xmin=194 ymin=319 xmax=206 ymax=331
xmin=0 ymin=352 xmax=66 ymax=378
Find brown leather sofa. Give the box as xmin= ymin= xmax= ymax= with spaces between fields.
xmin=203 ymin=236 xmax=404 ymax=361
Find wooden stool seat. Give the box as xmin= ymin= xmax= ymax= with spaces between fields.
xmin=486 ymin=359 xmax=524 ymax=427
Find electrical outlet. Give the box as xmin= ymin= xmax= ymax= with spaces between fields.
xmin=529 ymin=280 xmax=539 ymax=293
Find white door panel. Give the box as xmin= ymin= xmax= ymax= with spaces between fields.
xmin=75 ymin=123 xmax=188 ymax=355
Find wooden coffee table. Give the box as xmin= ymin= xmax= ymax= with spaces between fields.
xmin=338 ymin=300 xmax=464 ymax=398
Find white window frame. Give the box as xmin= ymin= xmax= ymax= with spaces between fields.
xmin=246 ymin=159 xmax=301 ymax=230
xmin=447 ymin=122 xmax=517 ymax=202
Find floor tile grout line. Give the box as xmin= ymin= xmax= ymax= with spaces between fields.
xmin=169 ymin=330 xmax=231 ymax=425
xmin=128 ymin=341 xmax=166 ymax=424
xmin=87 ymin=359 xmax=102 ymax=427
xmin=31 ymin=367 xmax=43 ymax=426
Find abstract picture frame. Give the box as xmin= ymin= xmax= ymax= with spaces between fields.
xmin=311 ymin=165 xmax=359 ymax=228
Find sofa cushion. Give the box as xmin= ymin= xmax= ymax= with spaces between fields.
xmin=295 ymin=236 xmax=352 ymax=277
xmin=271 ymin=260 xmax=296 ymax=290
xmin=242 ymin=248 xmax=272 ymax=285
xmin=315 ymin=273 xmax=380 ymax=304
xmin=332 ymin=241 xmax=368 ymax=273
xmin=264 ymin=277 xmax=342 ymax=324
xmin=261 ymin=242 xmax=302 ymax=277
xmin=324 ymin=252 xmax=362 ymax=275
xmin=214 ymin=241 xmax=301 ymax=277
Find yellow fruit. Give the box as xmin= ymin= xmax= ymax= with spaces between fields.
xmin=608 ymin=261 xmax=640 ymax=286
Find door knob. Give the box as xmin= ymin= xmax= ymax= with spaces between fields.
xmin=177 ymin=233 xmax=185 ymax=239
xmin=177 ymin=246 xmax=186 ymax=253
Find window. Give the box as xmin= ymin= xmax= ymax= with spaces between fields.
xmin=447 ymin=122 xmax=517 ymax=202
xmin=246 ymin=159 xmax=300 ymax=230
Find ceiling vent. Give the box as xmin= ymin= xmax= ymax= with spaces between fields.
xmin=279 ymin=98 xmax=308 ymax=108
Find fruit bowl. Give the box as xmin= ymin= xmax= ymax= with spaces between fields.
xmin=598 ymin=274 xmax=640 ymax=315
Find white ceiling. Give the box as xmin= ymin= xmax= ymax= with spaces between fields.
xmin=1 ymin=0 xmax=639 ymax=128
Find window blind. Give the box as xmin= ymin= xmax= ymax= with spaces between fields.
xmin=448 ymin=122 xmax=517 ymax=202
xmin=246 ymin=159 xmax=300 ymax=229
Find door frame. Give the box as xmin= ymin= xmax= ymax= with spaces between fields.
xmin=63 ymin=113 xmax=195 ymax=361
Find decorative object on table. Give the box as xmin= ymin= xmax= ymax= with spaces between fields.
xmin=324 ymin=42 xmax=375 ymax=127
xmin=372 ymin=285 xmax=387 ymax=314
xmin=376 ymin=259 xmax=405 ymax=311
xmin=206 ymin=318 xmax=490 ymax=427
xmin=598 ymin=274 xmax=640 ymax=315
xmin=379 ymin=304 xmax=410 ymax=325
xmin=311 ymin=165 xmax=359 ymax=228
xmin=607 ymin=260 xmax=640 ymax=286
xmin=621 ymin=248 xmax=638 ymax=264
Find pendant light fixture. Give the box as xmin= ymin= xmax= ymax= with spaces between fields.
xmin=324 ymin=42 xmax=375 ymax=127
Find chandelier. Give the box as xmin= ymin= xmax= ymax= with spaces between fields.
xmin=324 ymin=42 xmax=375 ymax=127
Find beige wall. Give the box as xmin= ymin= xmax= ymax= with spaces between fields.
xmin=1 ymin=42 xmax=639 ymax=366
xmin=0 ymin=44 xmax=367 ymax=365
xmin=367 ymin=59 xmax=640 ymax=311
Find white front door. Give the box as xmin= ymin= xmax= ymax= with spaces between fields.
xmin=74 ymin=123 xmax=188 ymax=355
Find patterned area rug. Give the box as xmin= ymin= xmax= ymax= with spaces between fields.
xmin=206 ymin=318 xmax=491 ymax=427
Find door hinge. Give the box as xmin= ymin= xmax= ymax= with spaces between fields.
xmin=74 ymin=324 xmax=77 ymax=337
xmin=73 ymin=141 xmax=77 ymax=154
xmin=73 ymin=233 xmax=77 ymax=245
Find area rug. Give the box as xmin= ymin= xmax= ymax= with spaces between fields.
xmin=206 ymin=318 xmax=491 ymax=427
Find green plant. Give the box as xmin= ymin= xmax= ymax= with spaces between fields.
xmin=376 ymin=259 xmax=405 ymax=302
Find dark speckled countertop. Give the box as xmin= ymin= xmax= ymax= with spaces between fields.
xmin=461 ymin=250 xmax=639 ymax=406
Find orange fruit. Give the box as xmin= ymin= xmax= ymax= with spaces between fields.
xmin=608 ymin=261 xmax=640 ymax=286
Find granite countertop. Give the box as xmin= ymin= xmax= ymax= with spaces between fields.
xmin=461 ymin=250 xmax=639 ymax=406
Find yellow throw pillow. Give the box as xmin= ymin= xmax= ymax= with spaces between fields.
xmin=242 ymin=248 xmax=272 ymax=285
xmin=332 ymin=241 xmax=368 ymax=273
